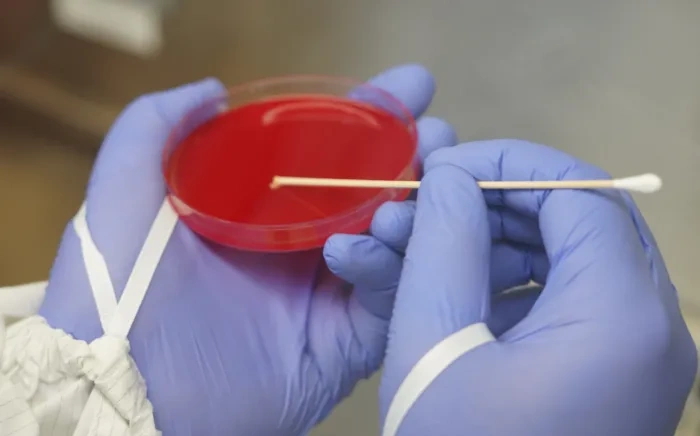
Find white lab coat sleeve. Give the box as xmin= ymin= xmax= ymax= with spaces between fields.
xmin=0 ymin=199 xmax=178 ymax=436
xmin=0 ymin=283 xmax=160 ymax=436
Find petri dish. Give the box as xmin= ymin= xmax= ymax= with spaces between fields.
xmin=162 ymin=75 xmax=418 ymax=252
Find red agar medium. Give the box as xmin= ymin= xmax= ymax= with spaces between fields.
xmin=163 ymin=81 xmax=417 ymax=252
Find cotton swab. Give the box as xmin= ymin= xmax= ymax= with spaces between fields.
xmin=269 ymin=173 xmax=663 ymax=194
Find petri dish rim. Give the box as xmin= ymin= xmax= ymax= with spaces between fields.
xmin=161 ymin=74 xmax=419 ymax=246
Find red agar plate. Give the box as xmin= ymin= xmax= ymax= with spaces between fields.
xmin=162 ymin=76 xmax=418 ymax=252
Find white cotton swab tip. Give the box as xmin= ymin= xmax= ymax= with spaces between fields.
xmin=611 ymin=173 xmax=663 ymax=194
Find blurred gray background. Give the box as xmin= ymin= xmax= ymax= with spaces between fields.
xmin=1 ymin=0 xmax=699 ymax=434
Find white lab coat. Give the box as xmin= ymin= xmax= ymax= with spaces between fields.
xmin=0 ymin=200 xmax=169 ymax=436
xmin=0 ymin=281 xmax=158 ymax=435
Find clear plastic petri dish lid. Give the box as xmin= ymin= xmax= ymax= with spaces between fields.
xmin=162 ymin=75 xmax=418 ymax=252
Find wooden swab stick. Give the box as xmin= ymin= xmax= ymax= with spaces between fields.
xmin=270 ymin=173 xmax=663 ymax=194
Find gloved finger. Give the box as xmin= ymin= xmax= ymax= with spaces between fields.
xmin=371 ymin=200 xmax=546 ymax=292
xmin=370 ymin=201 xmax=417 ymax=253
xmin=371 ymin=200 xmax=548 ymax=291
xmin=370 ymin=202 xmax=542 ymax=254
xmin=87 ymin=78 xmax=226 ymax=293
xmin=324 ymin=234 xmax=401 ymax=321
xmin=390 ymin=164 xmax=492 ymax=363
xmin=489 ymin=244 xmax=549 ymax=291
xmin=407 ymin=117 xmax=459 ymax=200
xmin=487 ymin=285 xmax=542 ymax=337
xmin=620 ymin=193 xmax=673 ymax=291
xmin=324 ymin=192 xmax=536 ymax=326
xmin=488 ymin=207 xmax=543 ymax=246
xmin=323 ymin=234 xmax=403 ymax=370
xmin=416 ymin=117 xmax=459 ymax=166
xmin=366 ymin=64 xmax=435 ymax=119
xmin=619 ymin=194 xmax=691 ymax=389
xmin=424 ymin=141 xmax=655 ymax=316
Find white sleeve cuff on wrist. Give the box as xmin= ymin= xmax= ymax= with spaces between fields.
xmin=0 ymin=316 xmax=158 ymax=436
xmin=1 ymin=198 xmax=179 ymax=435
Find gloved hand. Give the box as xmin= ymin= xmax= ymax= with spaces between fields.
xmin=38 ymin=64 xmax=460 ymax=435
xmin=378 ymin=140 xmax=698 ymax=436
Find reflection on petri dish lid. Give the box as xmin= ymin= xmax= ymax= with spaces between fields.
xmin=262 ymin=99 xmax=381 ymax=127
xmin=162 ymin=76 xmax=418 ymax=252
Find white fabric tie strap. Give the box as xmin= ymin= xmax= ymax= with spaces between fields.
xmin=382 ymin=322 xmax=496 ymax=436
xmin=73 ymin=204 xmax=118 ymax=330
xmin=0 ymin=198 xmax=178 ymax=435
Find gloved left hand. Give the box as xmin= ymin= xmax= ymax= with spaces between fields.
xmin=38 ymin=65 xmax=459 ymax=435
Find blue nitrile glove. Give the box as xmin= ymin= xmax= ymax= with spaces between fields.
xmin=378 ymin=140 xmax=698 ymax=436
xmin=38 ymin=64 xmax=460 ymax=435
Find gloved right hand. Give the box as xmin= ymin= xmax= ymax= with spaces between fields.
xmin=378 ymin=140 xmax=697 ymax=436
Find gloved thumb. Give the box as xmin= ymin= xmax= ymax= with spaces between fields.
xmin=40 ymin=79 xmax=225 ymax=340
xmin=388 ymin=162 xmax=492 ymax=364
xmin=85 ymin=78 xmax=226 ymax=293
